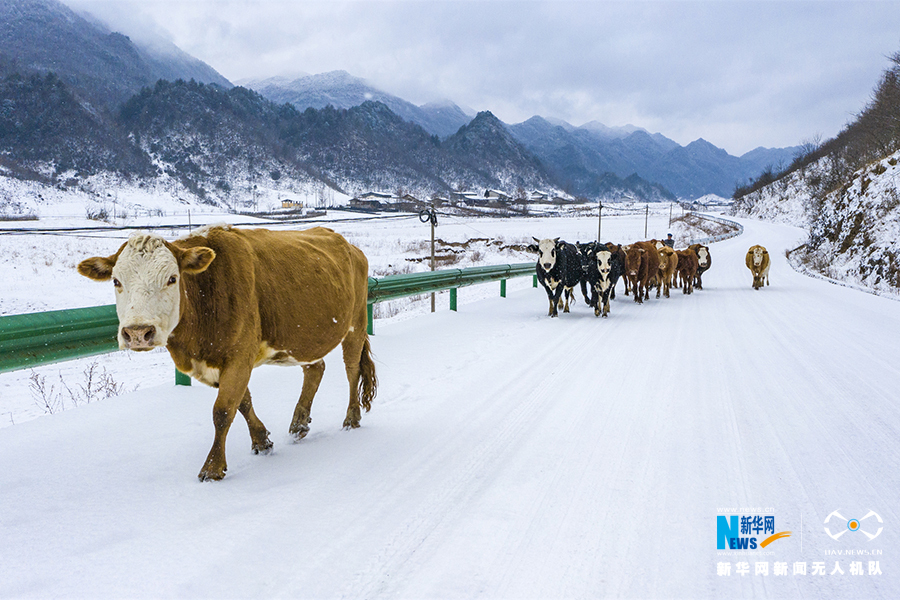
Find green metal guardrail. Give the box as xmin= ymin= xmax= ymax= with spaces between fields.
xmin=0 ymin=262 xmax=537 ymax=378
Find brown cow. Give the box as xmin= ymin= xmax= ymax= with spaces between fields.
xmin=657 ymin=246 xmax=679 ymax=298
xmin=745 ymin=244 xmax=770 ymax=290
xmin=78 ymin=225 xmax=377 ymax=481
xmin=676 ymin=249 xmax=699 ymax=294
xmin=624 ymin=241 xmax=660 ymax=303
xmin=688 ymin=243 xmax=712 ymax=289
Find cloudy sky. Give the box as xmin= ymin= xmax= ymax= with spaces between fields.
xmin=66 ymin=0 xmax=900 ymax=156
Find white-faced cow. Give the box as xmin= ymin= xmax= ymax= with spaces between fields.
xmin=689 ymin=243 xmax=712 ymax=289
xmin=745 ymin=244 xmax=770 ymax=290
xmin=530 ymin=237 xmax=584 ymax=317
xmin=585 ymin=243 xmax=625 ymax=317
xmin=78 ymin=225 xmax=377 ymax=481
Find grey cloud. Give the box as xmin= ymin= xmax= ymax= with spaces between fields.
xmin=65 ymin=0 xmax=900 ymax=155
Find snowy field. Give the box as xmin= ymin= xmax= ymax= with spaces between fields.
xmin=1 ymin=209 xmax=897 ymax=599
xmin=0 ymin=202 xmax=686 ymax=427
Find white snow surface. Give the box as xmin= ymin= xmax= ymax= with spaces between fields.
xmin=1 ymin=213 xmax=898 ymax=598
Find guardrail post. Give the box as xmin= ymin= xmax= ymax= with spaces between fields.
xmin=450 ymin=288 xmax=457 ymax=311
xmin=175 ymin=369 xmax=191 ymax=386
xmin=533 ymin=274 xmax=537 ymax=288
xmin=500 ymin=279 xmax=507 ymax=298
xmin=367 ymin=303 xmax=374 ymax=335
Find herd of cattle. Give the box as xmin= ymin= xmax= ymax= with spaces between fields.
xmin=528 ymin=237 xmax=770 ymax=318
xmin=74 ymin=224 xmax=772 ymax=481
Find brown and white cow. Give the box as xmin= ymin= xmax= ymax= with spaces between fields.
xmin=624 ymin=241 xmax=660 ymax=304
xmin=676 ymin=249 xmax=699 ymax=294
xmin=688 ymin=243 xmax=712 ymax=290
xmin=78 ymin=225 xmax=377 ymax=481
xmin=745 ymin=244 xmax=770 ymax=290
xmin=656 ymin=246 xmax=679 ymax=298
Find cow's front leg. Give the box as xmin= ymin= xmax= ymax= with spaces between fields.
xmin=238 ymin=389 xmax=272 ymax=455
xmin=543 ymin=286 xmax=556 ymax=316
xmin=199 ymin=364 xmax=252 ymax=481
xmin=601 ymin=289 xmax=612 ymax=317
xmin=290 ymin=360 xmax=325 ymax=440
xmin=551 ymin=286 xmax=564 ymax=317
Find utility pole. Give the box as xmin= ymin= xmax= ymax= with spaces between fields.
xmin=644 ymin=204 xmax=649 ymax=238
xmin=419 ymin=205 xmax=438 ymax=312
xmin=597 ymin=200 xmax=604 ymax=241
xmin=430 ymin=202 xmax=435 ymax=312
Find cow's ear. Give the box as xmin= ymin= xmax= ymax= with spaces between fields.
xmin=553 ymin=237 xmax=560 ymax=243
xmin=77 ymin=255 xmax=116 ymax=281
xmin=179 ymin=247 xmax=216 ymax=274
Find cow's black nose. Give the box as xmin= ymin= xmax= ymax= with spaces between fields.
xmin=543 ymin=263 xmax=552 ymax=270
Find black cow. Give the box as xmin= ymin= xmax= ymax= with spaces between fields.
xmin=576 ymin=241 xmax=600 ymax=307
xmin=585 ymin=243 xmax=625 ymax=317
xmin=530 ymin=237 xmax=584 ymax=317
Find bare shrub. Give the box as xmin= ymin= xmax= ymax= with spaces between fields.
xmin=85 ymin=205 xmax=112 ymax=223
xmin=29 ymin=362 xmax=131 ymax=415
xmin=29 ymin=371 xmax=63 ymax=414
xmin=61 ymin=362 xmax=128 ymax=406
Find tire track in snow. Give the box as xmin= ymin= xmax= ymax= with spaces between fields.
xmin=338 ymin=315 xmax=618 ymax=598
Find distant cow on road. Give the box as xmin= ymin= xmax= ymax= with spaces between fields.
xmin=531 ymin=238 xmax=584 ymax=317
xmin=746 ymin=245 xmax=770 ymax=290
xmin=689 ymin=244 xmax=712 ymax=290
xmin=676 ymin=249 xmax=699 ymax=295
xmin=624 ymin=241 xmax=660 ymax=304
xmin=585 ymin=243 xmax=625 ymax=317
xmin=657 ymin=246 xmax=679 ymax=298
xmin=78 ymin=225 xmax=377 ymax=481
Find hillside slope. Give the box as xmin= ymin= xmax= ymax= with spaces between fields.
xmin=0 ymin=0 xmax=231 ymax=109
xmin=732 ymin=50 xmax=900 ymax=296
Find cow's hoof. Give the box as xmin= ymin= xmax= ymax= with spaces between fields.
xmin=252 ymin=435 xmax=274 ymax=455
xmin=342 ymin=418 xmax=360 ymax=430
xmin=198 ymin=465 xmax=226 ymax=482
xmin=290 ymin=424 xmax=310 ymax=441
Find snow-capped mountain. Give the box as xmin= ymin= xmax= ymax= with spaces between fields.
xmin=242 ymin=71 xmax=472 ymax=138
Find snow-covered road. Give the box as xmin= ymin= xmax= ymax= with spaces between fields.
xmin=1 ymin=216 xmax=897 ymax=599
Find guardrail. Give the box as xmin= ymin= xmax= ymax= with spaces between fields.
xmin=1 ymin=214 xmax=743 ymax=379
xmin=686 ymin=213 xmax=744 ymax=246
xmin=0 ymin=262 xmax=537 ymax=377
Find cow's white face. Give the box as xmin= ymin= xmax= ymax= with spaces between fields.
xmin=111 ymin=236 xmax=182 ymax=350
xmin=78 ymin=234 xmax=215 ymax=351
xmin=536 ymin=238 xmax=558 ymax=272
xmin=595 ymin=250 xmax=613 ymax=290
xmin=752 ymin=246 xmax=765 ymax=266
xmin=698 ymin=247 xmax=710 ymax=267
xmin=596 ymin=250 xmax=612 ymax=277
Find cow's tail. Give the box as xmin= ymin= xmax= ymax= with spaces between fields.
xmin=358 ymin=336 xmax=377 ymax=412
